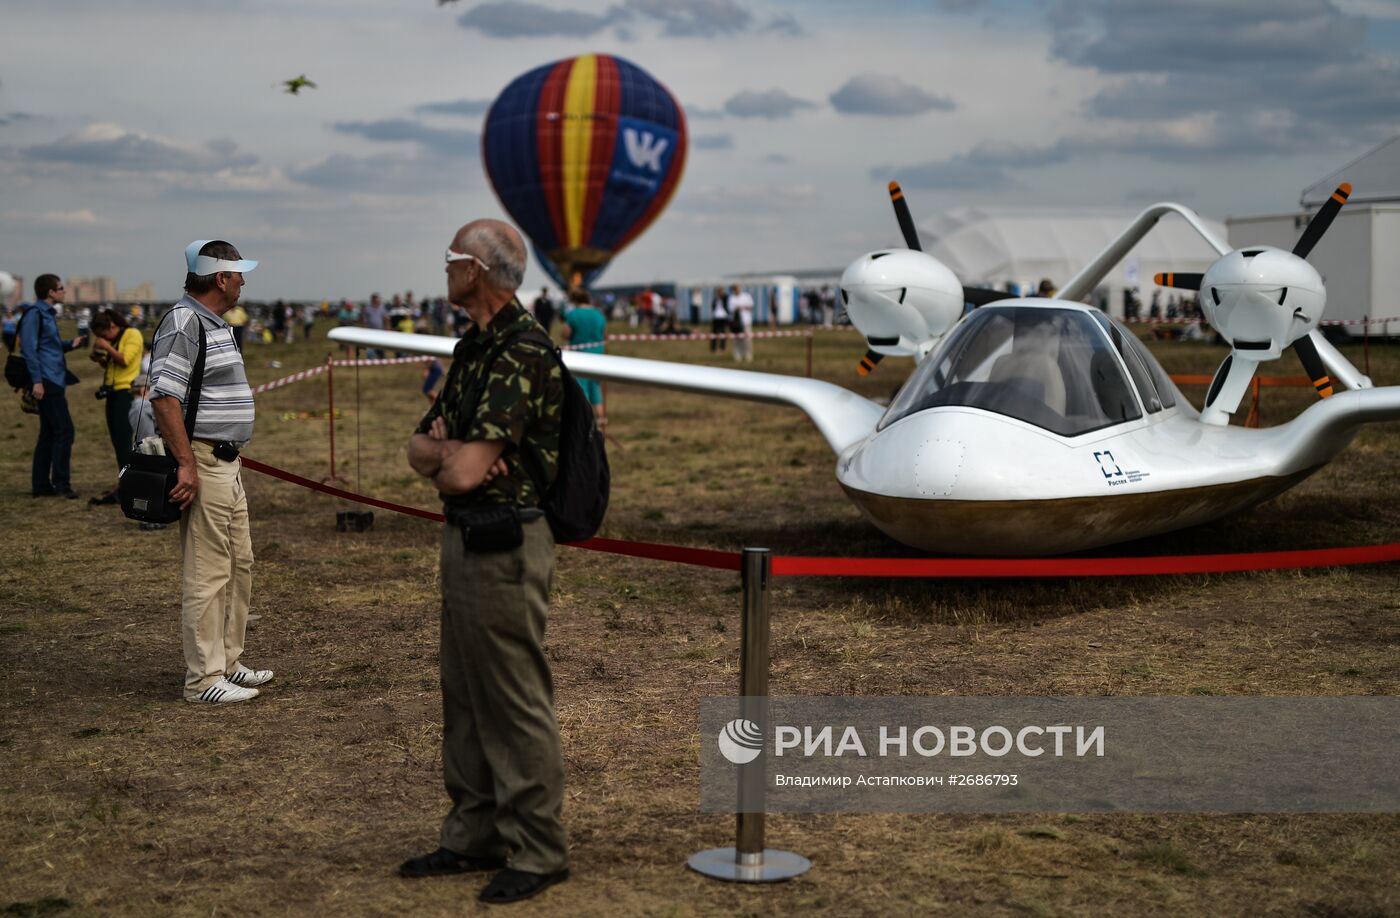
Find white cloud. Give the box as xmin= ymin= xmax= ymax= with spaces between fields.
xmin=829 ymin=74 xmax=956 ymax=116
xmin=0 ymin=208 xmax=105 ymax=227
xmin=1049 ymin=0 xmax=1400 ymax=149
xmin=724 ymin=89 xmax=817 ymax=119
xmin=626 ymin=0 xmax=750 ymax=37
xmin=288 ymin=149 xmax=474 ymax=195
xmin=456 ymin=1 xmax=624 ymax=37
xmin=17 ymin=123 xmax=258 ymax=174
xmin=332 ymin=119 xmax=478 ymax=157
xmin=676 ymin=183 xmax=817 ymax=213
xmin=415 ymin=97 xmax=494 ymax=118
xmin=692 ymin=133 xmax=733 ymax=150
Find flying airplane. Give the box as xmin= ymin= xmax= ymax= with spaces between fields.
xmin=282 ymin=75 xmax=317 ymax=95
xmin=329 ymin=183 xmax=1400 ymax=555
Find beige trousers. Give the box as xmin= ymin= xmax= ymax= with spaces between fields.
xmin=179 ymin=440 xmax=254 ymax=699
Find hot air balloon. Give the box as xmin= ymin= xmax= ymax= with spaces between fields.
xmin=482 ymin=54 xmax=687 ymax=290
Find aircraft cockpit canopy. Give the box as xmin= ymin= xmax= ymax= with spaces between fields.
xmin=879 ymin=306 xmax=1175 ymax=437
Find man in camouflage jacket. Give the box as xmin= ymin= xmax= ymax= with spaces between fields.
xmin=400 ymin=220 xmax=570 ymax=905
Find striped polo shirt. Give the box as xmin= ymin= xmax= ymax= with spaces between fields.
xmin=149 ymin=295 xmax=255 ymax=447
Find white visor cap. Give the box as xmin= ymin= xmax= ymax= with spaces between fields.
xmin=185 ymin=239 xmax=259 ymax=276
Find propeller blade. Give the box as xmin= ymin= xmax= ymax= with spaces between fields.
xmin=888 ymin=181 xmax=922 ymax=251
xmin=1154 ymin=272 xmax=1203 ymax=291
xmin=1293 ymin=182 xmax=1352 ymax=259
xmin=857 ymin=349 xmax=885 ymax=377
xmin=1292 ymin=333 xmax=1334 ymax=398
xmin=1200 ymin=351 xmax=1264 ymax=425
xmin=964 ymin=286 xmax=1014 ymax=306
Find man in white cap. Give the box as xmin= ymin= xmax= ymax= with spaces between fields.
xmin=148 ymin=240 xmax=272 ymax=704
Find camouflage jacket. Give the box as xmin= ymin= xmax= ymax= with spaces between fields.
xmin=417 ymin=298 xmax=563 ymax=509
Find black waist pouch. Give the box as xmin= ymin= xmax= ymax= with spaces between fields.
xmin=119 ymin=452 xmax=183 ymax=524
xmin=446 ymin=504 xmax=525 ymax=553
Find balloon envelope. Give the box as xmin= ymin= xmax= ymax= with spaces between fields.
xmin=483 ymin=54 xmax=687 ymax=289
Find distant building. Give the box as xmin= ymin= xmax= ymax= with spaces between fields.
xmin=66 ymin=276 xmax=117 ymax=304
xmin=64 ymin=276 xmax=157 ymax=304
xmin=117 ymin=282 xmax=156 ymax=303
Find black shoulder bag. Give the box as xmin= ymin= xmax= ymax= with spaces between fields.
xmin=5 ymin=308 xmax=40 ymax=390
xmin=118 ymin=313 xmax=207 ymax=524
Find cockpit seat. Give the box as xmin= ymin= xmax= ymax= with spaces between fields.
xmin=989 ymin=351 xmax=1067 ymax=416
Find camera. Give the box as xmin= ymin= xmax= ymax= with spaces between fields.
xmin=95 ymin=385 xmax=111 ymax=400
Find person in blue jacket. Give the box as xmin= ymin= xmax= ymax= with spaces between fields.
xmin=20 ymin=274 xmax=87 ymax=498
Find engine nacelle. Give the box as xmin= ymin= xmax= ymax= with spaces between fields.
xmin=840 ymin=249 xmax=965 ymax=358
xmin=1199 ymin=246 xmax=1325 ymax=360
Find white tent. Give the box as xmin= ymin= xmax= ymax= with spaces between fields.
xmin=1301 ymin=135 xmax=1400 ymax=207
xmin=917 ymin=206 xmax=1228 ymax=319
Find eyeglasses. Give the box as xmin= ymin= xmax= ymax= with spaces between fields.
xmin=445 ymin=248 xmax=487 ymax=271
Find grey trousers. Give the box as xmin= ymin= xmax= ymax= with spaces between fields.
xmin=438 ymin=515 xmax=568 ymax=874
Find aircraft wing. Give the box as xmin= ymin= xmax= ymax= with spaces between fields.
xmin=327 ymin=326 xmax=883 ymax=454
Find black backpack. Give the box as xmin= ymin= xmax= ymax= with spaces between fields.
xmin=474 ymin=328 xmax=610 ymax=543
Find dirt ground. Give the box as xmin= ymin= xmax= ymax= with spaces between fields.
xmin=1 ymin=319 xmax=1397 ymax=917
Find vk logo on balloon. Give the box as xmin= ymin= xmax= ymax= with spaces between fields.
xmin=624 ymin=127 xmax=669 ymax=173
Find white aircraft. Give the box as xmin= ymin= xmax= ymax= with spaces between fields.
xmin=330 ymin=182 xmax=1400 ymax=555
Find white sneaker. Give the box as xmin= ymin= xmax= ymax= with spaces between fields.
xmin=228 ymin=664 xmax=274 ymax=688
xmin=187 ymin=678 xmax=258 ymax=704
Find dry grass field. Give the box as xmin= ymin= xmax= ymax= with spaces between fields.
xmin=2 ymin=317 xmax=1397 ymax=917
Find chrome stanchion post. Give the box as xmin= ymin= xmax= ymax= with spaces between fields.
xmin=688 ymin=548 xmax=811 ymax=883
xmin=736 ymin=547 xmax=770 ymax=863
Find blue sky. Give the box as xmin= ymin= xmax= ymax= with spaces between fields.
xmin=2 ymin=0 xmax=1398 ymax=300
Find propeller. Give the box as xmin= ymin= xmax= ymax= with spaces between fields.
xmin=1293 ymin=182 xmax=1351 ymax=259
xmin=889 ymin=181 xmax=922 ymax=251
xmin=887 ymin=181 xmax=1011 ymax=309
xmin=850 ymin=183 xmax=1014 ymax=376
xmin=1154 ymin=182 xmax=1352 ymax=424
xmin=857 ymin=349 xmax=883 ymax=377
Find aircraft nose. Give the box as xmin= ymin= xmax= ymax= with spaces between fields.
xmin=843 ymin=419 xmax=965 ymax=499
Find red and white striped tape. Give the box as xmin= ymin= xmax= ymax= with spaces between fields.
xmin=561 ymin=325 xmax=854 ymax=349
xmin=1125 ymin=315 xmax=1400 ymax=327
xmin=251 ymin=365 xmax=328 ymax=395
xmin=253 ymin=355 xmax=434 ymax=394
xmin=331 ymin=355 xmax=436 ymax=367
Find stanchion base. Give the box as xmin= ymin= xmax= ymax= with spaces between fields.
xmin=687 ymin=847 xmax=811 ymax=883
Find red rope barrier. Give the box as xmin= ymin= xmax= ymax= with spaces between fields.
xmin=573 ymin=537 xmax=742 ymax=571
xmin=241 ymin=456 xmax=445 ymax=522
xmin=770 ymin=544 xmax=1400 ymax=578
xmin=240 ymin=457 xmax=1400 ymax=579
xmin=239 ymin=457 xmax=742 ymax=569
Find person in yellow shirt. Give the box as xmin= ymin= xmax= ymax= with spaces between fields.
xmin=88 ymin=308 xmax=144 ymax=505
xmin=225 ymin=302 xmax=249 ymax=350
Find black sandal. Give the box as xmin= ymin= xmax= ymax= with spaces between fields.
xmin=88 ymin=490 xmax=119 ymax=506
xmin=479 ymin=867 xmax=570 ymax=904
